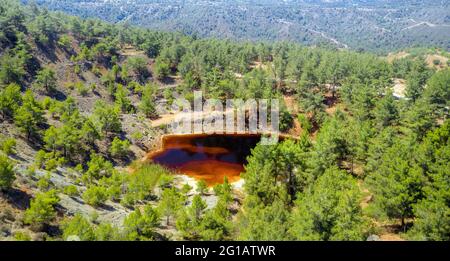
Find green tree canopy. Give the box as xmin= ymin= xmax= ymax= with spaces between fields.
xmin=290 ymin=167 xmax=368 ymax=240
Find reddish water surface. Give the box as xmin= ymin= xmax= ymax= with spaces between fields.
xmin=148 ymin=134 xmax=262 ymax=186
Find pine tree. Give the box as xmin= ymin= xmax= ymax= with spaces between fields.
xmin=35 ymin=67 xmax=57 ymax=94
xmin=14 ymin=90 xmax=44 ymax=140
xmin=158 ymin=187 xmax=184 ymax=226
xmin=0 ymin=83 xmax=22 ymax=119
xmin=366 ymin=139 xmax=425 ymax=230
xmin=0 ymin=154 xmax=15 ymax=191
xmin=154 ymin=57 xmax=170 ymax=81
xmin=408 ymin=121 xmax=450 ymax=240
xmin=62 ymin=214 xmax=96 ymax=241
xmin=290 ymin=168 xmax=368 ymax=240
xmin=373 ymin=89 xmax=399 ymax=129
xmin=114 ymin=84 xmax=133 ymax=113
xmin=139 ymin=85 xmax=157 ymax=118
xmin=93 ymin=100 xmax=122 ymax=136
xmin=237 ymin=196 xmax=290 ymax=240
xmin=0 ymin=52 xmax=26 ymax=85
xmin=24 ymin=189 xmax=60 ymax=227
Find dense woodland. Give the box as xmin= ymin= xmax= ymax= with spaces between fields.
xmin=0 ymin=0 xmax=449 ymax=241
xmin=32 ymin=0 xmax=450 ymax=53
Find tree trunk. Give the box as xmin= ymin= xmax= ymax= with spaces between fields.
xmin=351 ymin=156 xmax=354 ymax=175
xmin=401 ymin=217 xmax=406 ymax=232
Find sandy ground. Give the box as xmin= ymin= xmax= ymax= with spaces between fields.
xmin=176 ymin=173 xmax=245 ymax=191
xmin=392 ymin=78 xmax=407 ymax=99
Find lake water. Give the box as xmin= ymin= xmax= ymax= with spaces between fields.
xmin=148 ymin=134 xmax=262 ymax=186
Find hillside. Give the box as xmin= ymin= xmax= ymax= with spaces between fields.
xmin=30 ymin=0 xmax=450 ymax=53
xmin=0 ymin=0 xmax=449 ymax=242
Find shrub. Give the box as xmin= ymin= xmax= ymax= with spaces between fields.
xmin=62 ymin=214 xmax=95 ymax=241
xmin=91 ymin=66 xmax=101 ymax=77
xmin=181 ymin=183 xmax=192 ymax=195
xmin=34 ymin=150 xmax=65 ymax=171
xmin=158 ymin=173 xmax=174 ymax=189
xmin=126 ymin=57 xmax=148 ymax=82
xmin=196 ymin=180 xmax=208 ymax=195
xmin=74 ymin=64 xmax=81 ymax=75
xmin=37 ymin=174 xmax=52 ymax=191
xmin=24 ymin=190 xmax=60 ymax=226
xmin=14 ymin=231 xmax=31 ymax=241
xmin=95 ymin=223 xmax=122 ymax=241
xmin=63 ymin=185 xmax=79 ymax=197
xmin=90 ymin=83 xmax=97 ymax=92
xmin=123 ymin=205 xmax=160 ymax=240
xmin=131 ymin=131 xmax=143 ymax=142
xmin=0 ymin=154 xmax=15 ymax=191
xmin=82 ymin=185 xmax=108 ymax=207
xmin=298 ymin=114 xmax=312 ymax=134
xmin=279 ymin=105 xmax=294 ymax=132
xmin=75 ymin=82 xmax=89 ymax=96
xmin=154 ymin=58 xmax=170 ymax=80
xmin=126 ymin=163 xmax=171 ymax=201
xmin=83 ymin=153 xmax=114 ymax=182
xmin=106 ymin=183 xmax=121 ymax=202
xmin=109 ymin=137 xmax=131 ymax=158
xmin=35 ymin=68 xmax=57 ymax=94
xmin=57 ymin=35 xmax=71 ymax=49
xmin=44 ymin=157 xmax=65 ymax=171
xmin=1 ymin=137 xmax=16 ymax=155
xmin=41 ymin=97 xmax=54 ymax=110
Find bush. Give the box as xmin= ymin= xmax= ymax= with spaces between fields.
xmin=0 ymin=154 xmax=15 ymax=191
xmin=109 ymin=137 xmax=131 ymax=158
xmin=24 ymin=190 xmax=60 ymax=226
xmin=37 ymin=174 xmax=52 ymax=191
xmin=41 ymin=97 xmax=54 ymax=110
xmin=44 ymin=158 xmax=63 ymax=171
xmin=126 ymin=163 xmax=172 ymax=202
xmin=105 ymin=182 xmax=121 ymax=202
xmin=298 ymin=114 xmax=312 ymax=134
xmin=75 ymin=82 xmax=89 ymax=97
xmin=89 ymin=211 xmax=99 ymax=224
xmin=82 ymin=185 xmax=108 ymax=207
xmin=139 ymin=85 xmax=157 ymax=118
xmin=158 ymin=173 xmax=174 ymax=189
xmin=35 ymin=150 xmax=65 ymax=172
xmin=95 ymin=223 xmax=122 ymax=241
xmin=120 ymin=193 xmax=137 ymax=208
xmin=123 ymin=205 xmax=160 ymax=240
xmin=279 ymin=105 xmax=294 ymax=132
xmin=0 ymin=83 xmax=22 ymax=119
xmin=14 ymin=231 xmax=31 ymax=241
xmin=90 ymin=83 xmax=97 ymax=92
xmin=74 ymin=64 xmax=81 ymax=75
xmin=83 ymin=153 xmax=114 ymax=182
xmin=35 ymin=68 xmax=57 ymax=94
xmin=63 ymin=185 xmax=79 ymax=197
xmin=57 ymin=35 xmax=71 ymax=49
xmin=196 ymin=180 xmax=208 ymax=195
xmin=127 ymin=57 xmax=148 ymax=82
xmin=131 ymin=131 xmax=143 ymax=142
xmin=91 ymin=66 xmax=101 ymax=77
xmin=154 ymin=58 xmax=170 ymax=80
xmin=181 ymin=183 xmax=192 ymax=195
xmin=1 ymin=137 xmax=16 ymax=155
xmin=62 ymin=214 xmax=95 ymax=241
